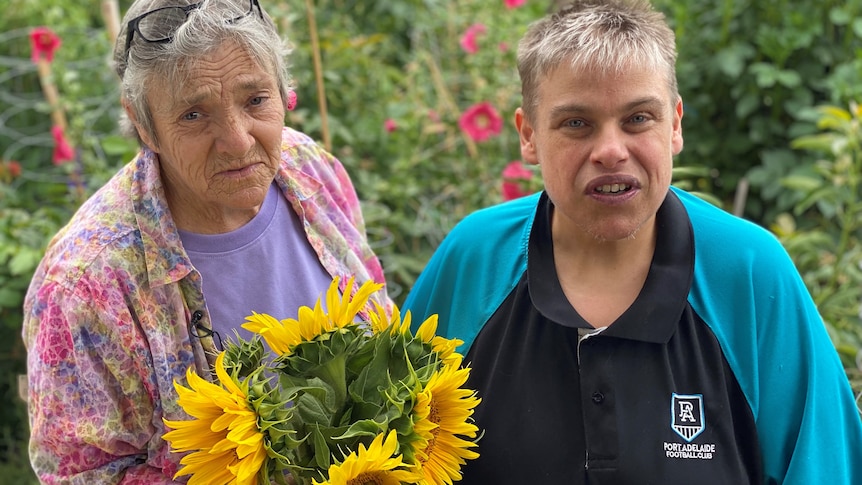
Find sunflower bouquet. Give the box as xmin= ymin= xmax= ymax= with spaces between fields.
xmin=162 ymin=276 xmax=481 ymax=485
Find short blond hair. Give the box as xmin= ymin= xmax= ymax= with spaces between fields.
xmin=517 ymin=0 xmax=678 ymax=120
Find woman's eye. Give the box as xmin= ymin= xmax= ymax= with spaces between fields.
xmin=182 ymin=111 xmax=201 ymax=121
xmin=249 ymin=96 xmax=265 ymax=106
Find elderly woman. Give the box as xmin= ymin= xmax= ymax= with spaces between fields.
xmin=22 ymin=0 xmax=391 ymax=482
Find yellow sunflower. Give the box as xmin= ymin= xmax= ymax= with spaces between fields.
xmin=368 ymin=305 xmax=464 ymax=368
xmin=312 ymin=430 xmax=419 ymax=485
xmin=367 ymin=299 xmax=401 ymax=334
xmin=326 ymin=276 xmax=383 ymax=327
xmin=163 ymin=352 xmax=266 ymax=485
xmin=411 ymin=364 xmax=481 ymax=485
xmin=414 ymin=314 xmax=464 ymax=368
xmin=243 ymin=276 xmax=383 ymax=355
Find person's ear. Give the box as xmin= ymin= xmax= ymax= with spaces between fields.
xmin=515 ymin=108 xmax=539 ymax=165
xmin=671 ymin=97 xmax=684 ymax=156
xmin=122 ymin=98 xmax=157 ymax=151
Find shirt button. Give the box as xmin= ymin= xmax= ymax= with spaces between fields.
xmin=591 ymin=392 xmax=604 ymax=404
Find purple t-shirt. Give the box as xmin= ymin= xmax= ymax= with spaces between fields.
xmin=179 ymin=183 xmax=334 ymax=346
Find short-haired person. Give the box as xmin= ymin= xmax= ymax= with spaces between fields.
xmin=403 ymin=0 xmax=862 ymax=483
xmin=22 ymin=0 xmax=392 ymax=482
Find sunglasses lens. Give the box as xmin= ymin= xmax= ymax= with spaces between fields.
xmin=137 ymin=7 xmax=190 ymax=42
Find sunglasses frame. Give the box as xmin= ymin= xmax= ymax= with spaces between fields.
xmin=123 ymin=0 xmax=262 ymax=61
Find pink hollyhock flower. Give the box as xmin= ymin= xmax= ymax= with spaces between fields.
xmin=30 ymin=27 xmax=61 ymax=63
xmin=384 ymin=118 xmax=397 ymax=132
xmin=459 ymin=24 xmax=487 ymax=54
xmin=51 ymin=125 xmax=75 ymax=165
xmin=285 ymin=90 xmax=297 ymax=111
xmin=501 ymin=161 xmax=535 ymax=200
xmin=7 ymin=160 xmax=21 ymax=178
xmin=505 ymin=0 xmax=526 ymax=8
xmin=459 ymin=102 xmax=503 ymax=142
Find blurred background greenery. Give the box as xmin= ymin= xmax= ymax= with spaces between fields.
xmin=1 ymin=0 xmax=860 ymax=481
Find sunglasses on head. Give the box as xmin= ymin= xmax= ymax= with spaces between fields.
xmin=123 ymin=0 xmax=263 ymax=61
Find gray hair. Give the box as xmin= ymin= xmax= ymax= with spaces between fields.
xmin=112 ymin=0 xmax=292 ymax=147
xmin=517 ymin=0 xmax=678 ymax=119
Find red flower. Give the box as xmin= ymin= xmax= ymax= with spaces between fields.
xmin=51 ymin=125 xmax=75 ymax=165
xmin=459 ymin=24 xmax=487 ymax=54
xmin=30 ymin=27 xmax=61 ymax=63
xmin=286 ymin=90 xmax=297 ymax=111
xmin=7 ymin=160 xmax=21 ymax=178
xmin=505 ymin=0 xmax=526 ymax=8
xmin=502 ymin=161 xmax=535 ymax=201
xmin=384 ymin=118 xmax=397 ymax=133
xmin=459 ymin=102 xmax=503 ymax=142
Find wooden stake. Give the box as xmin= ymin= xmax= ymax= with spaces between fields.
xmin=101 ymin=0 xmax=122 ymax=46
xmin=304 ymin=0 xmax=331 ymax=152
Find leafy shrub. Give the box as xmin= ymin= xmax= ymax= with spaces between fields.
xmin=274 ymin=0 xmax=549 ymax=300
xmin=774 ymin=102 xmax=862 ymax=398
xmin=654 ymin=0 xmax=862 ymax=224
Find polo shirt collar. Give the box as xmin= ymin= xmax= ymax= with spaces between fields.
xmin=528 ymin=190 xmax=694 ymax=343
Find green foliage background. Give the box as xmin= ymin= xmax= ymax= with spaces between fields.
xmin=1 ymin=0 xmax=860 ymax=480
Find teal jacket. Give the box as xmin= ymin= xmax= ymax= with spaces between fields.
xmin=405 ymin=187 xmax=862 ymax=484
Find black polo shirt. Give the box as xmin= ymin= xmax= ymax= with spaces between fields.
xmin=460 ymin=193 xmax=762 ymax=484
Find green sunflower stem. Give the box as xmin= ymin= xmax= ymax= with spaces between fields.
xmin=314 ymin=353 xmax=348 ymax=413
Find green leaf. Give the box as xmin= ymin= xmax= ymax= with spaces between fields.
xmin=99 ymin=135 xmax=138 ymax=156
xmin=781 ymin=174 xmax=823 ymax=192
xmin=735 ymin=92 xmax=760 ymax=120
xmin=291 ymin=384 xmax=336 ymax=425
xmin=749 ymin=62 xmax=777 ymax=88
xmin=0 ymin=288 xmax=23 ymax=308
xmin=818 ymin=105 xmax=852 ymax=124
xmin=715 ymin=44 xmax=752 ymax=78
xmin=791 ymin=134 xmax=837 ymax=153
xmin=775 ymin=70 xmax=801 ymax=88
xmin=794 ymin=185 xmax=839 ymax=215
xmin=332 ymin=418 xmax=386 ymax=440
xmin=686 ymin=191 xmax=723 ymax=208
xmin=672 ymin=165 xmax=713 ymax=179
xmin=8 ymin=249 xmax=41 ymax=276
xmin=829 ymin=6 xmax=851 ymax=25
xmin=311 ymin=425 xmax=331 ymax=470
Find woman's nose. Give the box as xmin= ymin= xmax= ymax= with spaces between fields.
xmin=214 ymin=113 xmax=254 ymax=157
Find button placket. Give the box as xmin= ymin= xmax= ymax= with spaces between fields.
xmin=577 ymin=334 xmax=619 ymax=474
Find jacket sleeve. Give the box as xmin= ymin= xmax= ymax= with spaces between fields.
xmin=749 ymin=265 xmax=862 ymax=484
xmin=23 ymin=279 xmax=182 ymax=484
xmin=404 ymin=194 xmax=538 ymax=352
xmin=681 ymin=188 xmax=862 ymax=484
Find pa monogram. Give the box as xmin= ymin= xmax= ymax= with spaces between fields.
xmin=671 ymin=393 xmax=704 ymax=442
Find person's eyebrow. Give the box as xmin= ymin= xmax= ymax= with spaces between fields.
xmin=622 ymin=96 xmax=665 ymax=112
xmin=548 ymin=96 xmax=666 ymax=119
xmin=179 ymin=79 xmax=273 ymax=107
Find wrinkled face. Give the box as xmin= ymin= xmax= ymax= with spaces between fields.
xmin=515 ymin=62 xmax=683 ymax=244
xmin=135 ymin=41 xmax=285 ymax=233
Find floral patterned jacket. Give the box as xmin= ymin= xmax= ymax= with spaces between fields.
xmin=22 ymin=127 xmax=392 ymax=484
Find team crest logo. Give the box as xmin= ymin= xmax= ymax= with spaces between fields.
xmin=671 ymin=393 xmax=705 ymax=442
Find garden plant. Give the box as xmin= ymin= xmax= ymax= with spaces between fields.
xmin=1 ymin=0 xmax=860 ymax=481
